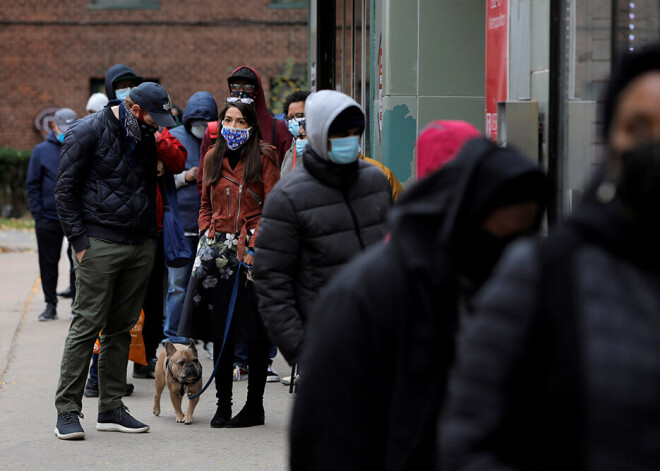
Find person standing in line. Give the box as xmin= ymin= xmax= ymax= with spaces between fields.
xmin=441 ymin=42 xmax=660 ymax=471
xmin=177 ymin=100 xmax=280 ymax=429
xmin=252 ymin=90 xmax=392 ymax=368
xmin=26 ymin=107 xmax=77 ymax=322
xmin=280 ymin=90 xmax=311 ymax=177
xmin=53 ymin=82 xmax=176 ymax=440
xmin=164 ymin=91 xmax=218 ymax=345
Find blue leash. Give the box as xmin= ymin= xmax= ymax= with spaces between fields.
xmin=188 ymin=257 xmax=252 ymax=400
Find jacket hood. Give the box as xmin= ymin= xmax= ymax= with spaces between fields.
xmin=305 ymin=90 xmax=364 ymax=161
xmin=181 ymin=91 xmax=218 ymax=127
xmin=389 ymin=137 xmax=548 ymax=281
xmin=105 ymin=64 xmax=142 ymax=100
xmin=227 ymin=66 xmax=269 ymax=122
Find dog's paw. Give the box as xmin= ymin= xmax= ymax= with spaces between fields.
xmin=184 ymin=415 xmax=193 ymax=425
xmin=175 ymin=415 xmax=185 ymax=423
xmin=153 ymin=407 xmax=160 ymax=416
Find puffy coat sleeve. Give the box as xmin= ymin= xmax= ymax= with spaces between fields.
xmin=55 ymin=121 xmax=98 ymax=252
xmin=26 ymin=145 xmax=43 ymax=221
xmin=440 ymin=240 xmax=542 ymax=471
xmin=157 ymin=127 xmax=187 ymax=173
xmin=253 ymin=185 xmax=303 ymax=365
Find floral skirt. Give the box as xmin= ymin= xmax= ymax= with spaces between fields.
xmin=177 ymin=232 xmax=267 ymax=343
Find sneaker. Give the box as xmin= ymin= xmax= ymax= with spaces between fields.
xmin=83 ymin=380 xmax=134 ymax=398
xmin=96 ymin=405 xmax=150 ymax=433
xmin=281 ymin=374 xmax=300 ymax=386
xmin=38 ymin=304 xmax=58 ymax=322
xmin=266 ymin=365 xmax=280 ymax=382
xmin=132 ymin=362 xmax=155 ymax=379
xmin=54 ymin=411 xmax=85 ymax=440
xmin=204 ymin=342 xmax=214 ymax=360
xmin=233 ymin=365 xmax=248 ymax=381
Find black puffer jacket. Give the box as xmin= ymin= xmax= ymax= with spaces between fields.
xmin=55 ymin=103 xmax=158 ymax=252
xmin=253 ymin=149 xmax=391 ymax=364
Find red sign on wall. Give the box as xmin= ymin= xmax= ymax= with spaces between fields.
xmin=485 ymin=0 xmax=508 ymax=141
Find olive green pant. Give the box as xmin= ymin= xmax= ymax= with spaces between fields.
xmin=55 ymin=237 xmax=155 ymax=414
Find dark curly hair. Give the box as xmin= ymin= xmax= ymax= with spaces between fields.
xmin=283 ymin=90 xmax=311 ymax=117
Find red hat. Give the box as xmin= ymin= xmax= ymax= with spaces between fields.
xmin=415 ymin=120 xmax=481 ymax=180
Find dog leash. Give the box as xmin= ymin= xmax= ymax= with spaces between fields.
xmin=187 ymin=256 xmax=252 ymax=400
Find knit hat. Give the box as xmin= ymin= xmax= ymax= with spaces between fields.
xmin=416 ymin=120 xmax=481 ymax=180
xmin=86 ymin=93 xmax=109 ymax=113
xmin=328 ymin=106 xmax=365 ymax=135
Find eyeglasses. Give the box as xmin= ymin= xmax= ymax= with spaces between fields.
xmin=230 ymin=83 xmax=256 ymax=93
xmin=227 ymin=97 xmax=255 ymax=105
xmin=285 ymin=113 xmax=305 ymax=123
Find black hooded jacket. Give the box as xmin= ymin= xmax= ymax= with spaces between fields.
xmin=441 ymin=170 xmax=660 ymax=471
xmin=289 ymin=138 xmax=547 ymax=471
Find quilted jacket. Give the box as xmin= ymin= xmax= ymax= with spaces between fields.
xmin=55 ymin=104 xmax=158 ymax=252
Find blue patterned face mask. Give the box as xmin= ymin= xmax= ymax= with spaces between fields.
xmin=221 ymin=125 xmax=252 ymax=150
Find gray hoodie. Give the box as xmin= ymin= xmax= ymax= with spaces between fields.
xmin=304 ymin=90 xmax=364 ymax=161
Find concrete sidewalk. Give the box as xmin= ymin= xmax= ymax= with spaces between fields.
xmin=0 ymin=230 xmax=294 ymax=470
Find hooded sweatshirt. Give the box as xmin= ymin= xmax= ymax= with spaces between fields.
xmin=169 ymin=91 xmax=218 ymax=233
xmin=253 ymin=90 xmax=392 ymax=365
xmin=104 ymin=64 xmax=142 ymax=100
xmin=289 ymin=137 xmax=547 ymax=471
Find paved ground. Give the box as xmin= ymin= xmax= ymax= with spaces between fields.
xmin=0 ymin=229 xmax=294 ymax=470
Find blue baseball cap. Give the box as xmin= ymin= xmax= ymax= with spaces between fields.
xmin=129 ymin=82 xmax=176 ymax=128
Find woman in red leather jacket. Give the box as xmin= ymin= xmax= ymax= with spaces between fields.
xmin=178 ymin=99 xmax=280 ymax=429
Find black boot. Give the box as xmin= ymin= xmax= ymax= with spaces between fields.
xmin=38 ymin=303 xmax=57 ymax=322
xmin=226 ymin=402 xmax=265 ymax=428
xmin=210 ymin=404 xmax=232 ymax=428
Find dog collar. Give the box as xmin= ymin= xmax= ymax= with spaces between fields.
xmin=166 ymin=359 xmax=203 ymax=396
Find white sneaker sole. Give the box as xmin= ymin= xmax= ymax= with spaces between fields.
xmin=266 ymin=376 xmax=280 ymax=382
xmin=96 ymin=423 xmax=150 ymax=433
xmin=54 ymin=428 xmax=85 ymax=440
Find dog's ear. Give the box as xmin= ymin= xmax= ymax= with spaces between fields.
xmin=188 ymin=339 xmax=198 ymax=354
xmin=165 ymin=341 xmax=177 ymax=356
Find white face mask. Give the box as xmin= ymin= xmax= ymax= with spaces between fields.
xmin=191 ymin=125 xmax=206 ymax=140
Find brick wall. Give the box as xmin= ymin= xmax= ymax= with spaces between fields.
xmin=0 ymin=0 xmax=308 ymax=150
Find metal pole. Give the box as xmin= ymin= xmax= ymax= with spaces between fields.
xmin=342 ymin=0 xmax=346 ymax=92
xmin=547 ymin=0 xmax=562 ymax=226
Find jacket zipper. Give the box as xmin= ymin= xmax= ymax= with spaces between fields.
xmin=236 ymin=185 xmax=243 ymax=234
xmin=226 ymin=187 xmax=231 ymax=215
xmin=246 ymin=188 xmax=262 ymax=206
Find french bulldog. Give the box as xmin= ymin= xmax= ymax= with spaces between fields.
xmin=153 ymin=340 xmax=203 ymax=425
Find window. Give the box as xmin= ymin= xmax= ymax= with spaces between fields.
xmin=88 ymin=0 xmax=160 ymax=10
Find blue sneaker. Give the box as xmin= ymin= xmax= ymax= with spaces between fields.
xmin=96 ymin=405 xmax=149 ymax=433
xmin=55 ymin=411 xmax=85 ymax=440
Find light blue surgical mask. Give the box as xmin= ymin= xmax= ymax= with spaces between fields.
xmin=191 ymin=124 xmax=207 ymax=140
xmin=328 ymin=135 xmax=361 ymax=164
xmin=295 ymin=138 xmax=308 ymax=156
xmin=115 ymin=87 xmax=131 ymax=101
xmin=287 ymin=119 xmax=300 ymax=138
xmin=57 ymin=132 xmax=65 ymax=144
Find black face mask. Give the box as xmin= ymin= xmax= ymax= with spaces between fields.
xmin=617 ymin=141 xmax=660 ymax=229
xmin=138 ymin=119 xmax=157 ymax=139
xmin=458 ymin=227 xmax=514 ymax=290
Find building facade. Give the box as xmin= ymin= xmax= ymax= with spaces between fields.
xmin=309 ymin=0 xmax=659 ymax=221
xmin=0 ymin=0 xmax=308 ymax=151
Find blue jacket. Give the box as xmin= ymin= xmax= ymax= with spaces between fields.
xmin=169 ymin=91 xmax=217 ymax=233
xmin=26 ymin=130 xmax=62 ymax=222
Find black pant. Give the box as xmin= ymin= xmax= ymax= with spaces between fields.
xmin=65 ymin=241 xmax=76 ymax=298
xmin=142 ymin=234 xmax=165 ymax=361
xmin=215 ymin=335 xmax=269 ymax=411
xmin=35 ymin=218 xmax=64 ymax=306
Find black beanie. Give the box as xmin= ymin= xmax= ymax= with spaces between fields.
xmin=329 ymin=106 xmax=365 ymax=135
xmin=601 ymin=42 xmax=660 ymax=139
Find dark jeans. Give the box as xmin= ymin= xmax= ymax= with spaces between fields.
xmin=34 ymin=218 xmax=64 ymax=306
